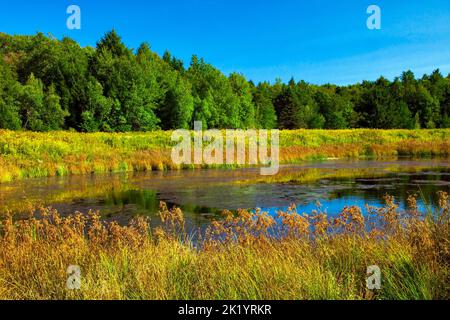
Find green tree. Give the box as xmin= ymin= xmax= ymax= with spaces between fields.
xmin=43 ymin=84 xmax=69 ymax=130
xmin=314 ymin=88 xmax=353 ymax=129
xmin=275 ymin=80 xmax=324 ymax=129
xmin=96 ymin=29 xmax=130 ymax=58
xmin=157 ymin=74 xmax=194 ymax=130
xmin=162 ymin=50 xmax=185 ymax=73
xmin=91 ymin=32 xmax=159 ymax=131
xmin=229 ymin=73 xmax=256 ymax=128
xmin=80 ymin=78 xmax=113 ymax=132
xmin=18 ymin=74 xmax=67 ymax=131
xmin=186 ymin=56 xmax=240 ymax=128
xmin=252 ymin=82 xmax=277 ymax=129
xmin=0 ymin=58 xmax=22 ymax=129
xmin=19 ymin=74 xmax=45 ymax=131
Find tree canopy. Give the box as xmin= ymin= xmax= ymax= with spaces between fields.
xmin=0 ymin=31 xmax=449 ymax=131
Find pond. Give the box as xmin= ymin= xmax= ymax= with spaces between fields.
xmin=0 ymin=159 xmax=449 ymax=233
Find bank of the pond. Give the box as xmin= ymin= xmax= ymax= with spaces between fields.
xmin=0 ymin=129 xmax=449 ymax=183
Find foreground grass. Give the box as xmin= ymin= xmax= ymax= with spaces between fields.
xmin=0 ymin=129 xmax=449 ymax=182
xmin=0 ymin=193 xmax=448 ymax=300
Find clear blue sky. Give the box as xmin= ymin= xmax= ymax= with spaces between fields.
xmin=1 ymin=0 xmax=450 ymax=85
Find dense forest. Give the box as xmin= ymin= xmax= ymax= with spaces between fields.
xmin=0 ymin=30 xmax=449 ymax=132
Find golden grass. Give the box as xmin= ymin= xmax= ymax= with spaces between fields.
xmin=0 ymin=129 xmax=449 ymax=183
xmin=0 ymin=192 xmax=448 ymax=300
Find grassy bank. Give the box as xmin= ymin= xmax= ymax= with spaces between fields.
xmin=0 ymin=193 xmax=448 ymax=300
xmin=0 ymin=129 xmax=449 ymax=183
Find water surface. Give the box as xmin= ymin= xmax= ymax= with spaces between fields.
xmin=1 ymin=159 xmax=448 ymax=232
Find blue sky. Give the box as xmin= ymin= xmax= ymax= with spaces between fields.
xmin=1 ymin=0 xmax=450 ymax=85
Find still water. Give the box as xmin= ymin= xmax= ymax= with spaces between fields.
xmin=0 ymin=159 xmax=449 ymax=232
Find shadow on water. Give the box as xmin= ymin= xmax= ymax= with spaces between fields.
xmin=0 ymin=159 xmax=449 ymax=233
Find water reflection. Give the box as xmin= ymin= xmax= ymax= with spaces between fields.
xmin=0 ymin=159 xmax=448 ymax=232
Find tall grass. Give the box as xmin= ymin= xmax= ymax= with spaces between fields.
xmin=0 ymin=129 xmax=449 ymax=183
xmin=0 ymin=192 xmax=448 ymax=300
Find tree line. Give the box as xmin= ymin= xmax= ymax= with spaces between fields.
xmin=0 ymin=30 xmax=449 ymax=132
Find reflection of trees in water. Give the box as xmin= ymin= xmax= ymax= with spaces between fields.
xmin=104 ymin=189 xmax=159 ymax=212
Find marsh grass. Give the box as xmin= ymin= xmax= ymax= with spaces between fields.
xmin=0 ymin=192 xmax=448 ymax=300
xmin=0 ymin=129 xmax=449 ymax=182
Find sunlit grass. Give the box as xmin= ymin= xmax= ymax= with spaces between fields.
xmin=0 ymin=129 xmax=449 ymax=183
xmin=0 ymin=192 xmax=448 ymax=300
